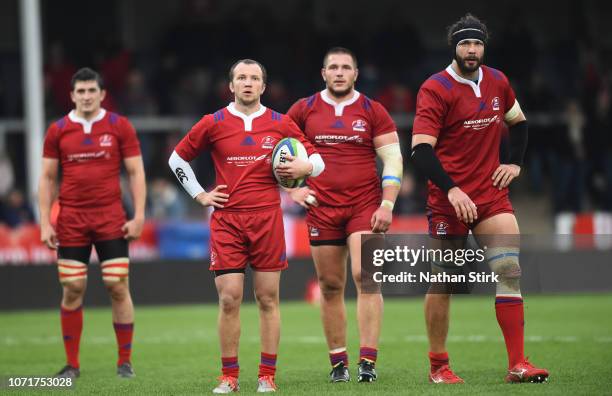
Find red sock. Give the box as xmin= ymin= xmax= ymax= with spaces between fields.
xmin=329 ymin=349 xmax=348 ymax=367
xmin=113 ymin=322 xmax=134 ymax=366
xmin=429 ymin=351 xmax=449 ymax=373
xmin=495 ymin=297 xmax=525 ymax=368
xmin=359 ymin=346 xmax=377 ymax=363
xmin=258 ymin=352 xmax=277 ymax=377
xmin=61 ymin=305 xmax=83 ymax=369
xmin=221 ymin=356 xmax=239 ymax=378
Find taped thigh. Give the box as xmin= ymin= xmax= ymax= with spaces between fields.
xmin=57 ymin=245 xmax=90 ymax=284
xmin=100 ymin=257 xmax=130 ymax=283
xmin=95 ymin=239 xmax=129 ymax=283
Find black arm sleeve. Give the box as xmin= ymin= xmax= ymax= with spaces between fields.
xmin=508 ymin=120 xmax=528 ymax=166
xmin=411 ymin=143 xmax=456 ymax=193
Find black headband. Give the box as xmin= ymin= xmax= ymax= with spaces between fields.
xmin=451 ymin=28 xmax=487 ymax=48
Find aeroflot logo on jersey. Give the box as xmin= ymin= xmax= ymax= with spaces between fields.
xmin=67 ymin=151 xmax=109 ymax=162
xmin=315 ymin=135 xmax=363 ymax=145
xmin=226 ymin=154 xmax=267 ymax=167
xmin=463 ymin=115 xmax=500 ymax=131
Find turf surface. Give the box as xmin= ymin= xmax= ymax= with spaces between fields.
xmin=1 ymin=294 xmax=611 ymax=395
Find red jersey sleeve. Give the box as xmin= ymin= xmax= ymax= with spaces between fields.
xmin=43 ymin=123 xmax=60 ymax=159
xmin=281 ymin=115 xmax=317 ymax=156
xmin=412 ymin=82 xmax=448 ymax=138
xmin=118 ymin=117 xmax=141 ymax=158
xmin=370 ymin=100 xmax=396 ymax=137
xmin=175 ymin=115 xmax=213 ymax=161
xmin=502 ymin=73 xmax=517 ymax=113
xmin=286 ymin=99 xmax=306 ymax=130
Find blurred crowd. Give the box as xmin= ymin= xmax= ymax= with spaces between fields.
xmin=1 ymin=0 xmax=611 ymax=227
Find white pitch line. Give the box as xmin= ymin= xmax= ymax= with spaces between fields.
xmin=1 ymin=334 xmax=610 ymax=346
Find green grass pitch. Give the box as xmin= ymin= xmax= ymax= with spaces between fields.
xmin=1 ymin=294 xmax=611 ymax=395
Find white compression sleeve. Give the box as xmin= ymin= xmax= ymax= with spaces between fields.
xmin=168 ymin=150 xmax=205 ymax=198
xmin=308 ymin=153 xmax=325 ymax=177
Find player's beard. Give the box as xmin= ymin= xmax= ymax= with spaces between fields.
xmin=455 ymin=54 xmax=483 ymax=75
xmin=327 ymin=82 xmax=354 ymax=99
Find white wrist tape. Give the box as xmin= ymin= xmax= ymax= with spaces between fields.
xmin=381 ymin=199 xmax=395 ymax=210
xmin=168 ymin=150 xmax=205 ymax=198
xmin=376 ymin=143 xmax=403 ymax=188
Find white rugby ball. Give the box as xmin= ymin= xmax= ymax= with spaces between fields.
xmin=272 ymin=137 xmax=308 ymax=188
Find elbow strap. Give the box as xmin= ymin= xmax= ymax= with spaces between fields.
xmin=504 ymin=100 xmax=523 ymax=122
xmin=411 ymin=143 xmax=456 ymax=193
xmin=508 ymin=120 xmax=528 ymax=166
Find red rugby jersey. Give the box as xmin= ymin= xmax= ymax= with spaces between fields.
xmin=412 ymin=65 xmax=517 ymax=209
xmin=287 ymin=90 xmax=396 ymax=206
xmin=43 ymin=109 xmax=141 ymax=209
xmin=175 ymin=103 xmax=316 ymax=211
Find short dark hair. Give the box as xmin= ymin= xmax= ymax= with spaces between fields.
xmin=447 ymin=13 xmax=489 ymax=45
xmin=323 ymin=47 xmax=358 ymax=68
xmin=228 ymin=59 xmax=267 ymax=84
xmin=71 ymin=67 xmax=104 ymax=90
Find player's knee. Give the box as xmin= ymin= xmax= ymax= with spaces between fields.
xmin=488 ymin=248 xmax=522 ymax=293
xmin=63 ymin=282 xmax=86 ymax=303
xmin=105 ymin=281 xmax=130 ymax=302
xmin=318 ymin=274 xmax=344 ymax=297
xmin=218 ymin=291 xmax=242 ymax=313
xmin=254 ymin=290 xmax=279 ymax=312
xmin=428 ymin=263 xmax=468 ymax=294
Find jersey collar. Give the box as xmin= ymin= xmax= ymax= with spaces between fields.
xmin=445 ymin=64 xmax=483 ymax=98
xmin=68 ymin=108 xmax=107 ymax=134
xmin=226 ymin=102 xmax=267 ymax=132
xmin=320 ymin=89 xmax=360 ymax=116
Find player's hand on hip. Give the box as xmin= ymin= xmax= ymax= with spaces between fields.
xmin=195 ymin=185 xmax=229 ymax=208
xmin=371 ymin=206 xmax=392 ymax=233
xmin=275 ymin=155 xmax=313 ymax=179
xmin=492 ymin=164 xmax=520 ymax=189
xmin=289 ymin=187 xmax=319 ymax=209
xmin=40 ymin=222 xmax=57 ymax=250
xmin=447 ymin=187 xmax=478 ymax=224
xmin=122 ymin=216 xmax=144 ymax=240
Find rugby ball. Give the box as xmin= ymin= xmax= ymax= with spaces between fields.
xmin=272 ymin=138 xmax=308 ymax=188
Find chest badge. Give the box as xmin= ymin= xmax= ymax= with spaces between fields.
xmin=261 ymin=136 xmax=276 ymax=149
xmin=99 ymin=134 xmax=113 ymax=147
xmin=492 ymin=97 xmax=500 ymax=111
xmin=352 ymin=119 xmax=367 ymax=132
